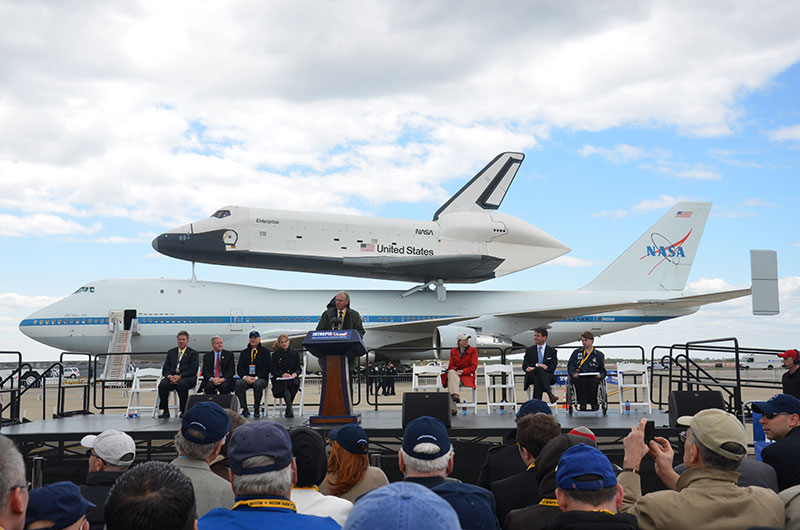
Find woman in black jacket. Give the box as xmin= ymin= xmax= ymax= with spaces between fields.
xmin=271 ymin=334 xmax=302 ymax=418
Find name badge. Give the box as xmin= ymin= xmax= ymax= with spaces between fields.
xmin=249 ymin=364 xmax=256 ymax=375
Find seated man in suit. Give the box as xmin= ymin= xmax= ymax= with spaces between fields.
xmin=233 ymin=331 xmax=271 ymax=418
xmin=201 ymin=336 xmax=235 ymax=395
xmin=158 ymin=330 xmax=199 ymax=418
xmin=523 ymin=327 xmax=558 ymax=403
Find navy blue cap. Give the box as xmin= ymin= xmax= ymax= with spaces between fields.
xmin=249 ymin=330 xmax=260 ymax=338
xmin=345 ymin=482 xmax=460 ymax=530
xmin=333 ymin=424 xmax=369 ymax=454
xmin=516 ymin=398 xmax=552 ymax=418
xmin=181 ymin=401 xmax=231 ymax=444
xmin=433 ymin=482 xmax=499 ymax=530
xmin=402 ymin=416 xmax=450 ymax=460
xmin=228 ymin=421 xmax=293 ymax=475
xmin=556 ymin=444 xmax=617 ymax=491
xmin=26 ymin=481 xmax=95 ymax=529
xmin=753 ymin=393 xmax=800 ymax=416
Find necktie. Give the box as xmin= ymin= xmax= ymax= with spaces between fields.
xmin=251 ymin=348 xmax=257 ymax=364
xmin=539 ymin=345 xmax=543 ymax=359
xmin=214 ymin=352 xmax=221 ymax=378
xmin=338 ymin=310 xmax=343 ymax=329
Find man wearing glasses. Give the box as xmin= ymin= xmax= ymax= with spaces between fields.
xmin=754 ymin=393 xmax=800 ymax=491
xmin=79 ymin=430 xmax=136 ymax=530
xmin=0 ymin=434 xmax=28 ymax=530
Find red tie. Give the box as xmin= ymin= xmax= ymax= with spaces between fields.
xmin=214 ymin=353 xmax=221 ymax=378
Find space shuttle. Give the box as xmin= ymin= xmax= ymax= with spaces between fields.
xmin=152 ymin=153 xmax=570 ymax=289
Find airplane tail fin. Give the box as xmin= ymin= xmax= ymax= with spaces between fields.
xmin=433 ymin=152 xmax=524 ymax=221
xmin=582 ymin=202 xmax=712 ymax=291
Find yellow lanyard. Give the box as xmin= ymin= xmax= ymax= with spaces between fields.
xmin=539 ymin=498 xmax=559 ymax=507
xmin=292 ymin=486 xmax=319 ymax=491
xmin=578 ymin=348 xmax=593 ymax=369
xmin=592 ymin=509 xmax=616 ymax=516
xmin=177 ymin=348 xmax=185 ymax=364
xmin=251 ymin=348 xmax=257 ymax=364
xmin=526 ymin=463 xmax=536 ymax=471
xmin=233 ymin=499 xmax=297 ymax=511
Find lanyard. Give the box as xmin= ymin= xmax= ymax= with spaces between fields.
xmin=592 ymin=510 xmax=616 ymax=516
xmin=578 ymin=348 xmax=593 ymax=369
xmin=251 ymin=348 xmax=257 ymax=364
xmin=292 ymin=486 xmax=319 ymax=491
xmin=233 ymin=499 xmax=297 ymax=511
xmin=539 ymin=498 xmax=559 ymax=507
xmin=526 ymin=463 xmax=536 ymax=471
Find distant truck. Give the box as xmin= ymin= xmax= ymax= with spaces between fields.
xmin=740 ymin=354 xmax=780 ymax=370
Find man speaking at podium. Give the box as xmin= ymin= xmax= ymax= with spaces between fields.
xmin=316 ymin=291 xmax=366 ymax=338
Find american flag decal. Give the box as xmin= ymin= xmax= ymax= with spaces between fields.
xmin=675 ymin=211 xmax=693 ymax=218
xmin=360 ymin=239 xmax=377 ymax=252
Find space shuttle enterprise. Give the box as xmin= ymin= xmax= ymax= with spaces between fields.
xmin=152 ymin=153 xmax=570 ymax=288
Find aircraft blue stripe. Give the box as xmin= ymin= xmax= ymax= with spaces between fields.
xmin=19 ymin=313 xmax=676 ymax=327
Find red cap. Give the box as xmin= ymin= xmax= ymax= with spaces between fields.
xmin=779 ymin=350 xmax=799 ymax=360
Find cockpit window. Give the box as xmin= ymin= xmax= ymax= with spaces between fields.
xmin=211 ymin=209 xmax=231 ymax=219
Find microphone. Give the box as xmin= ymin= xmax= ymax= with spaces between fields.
xmin=331 ymin=317 xmax=342 ymax=330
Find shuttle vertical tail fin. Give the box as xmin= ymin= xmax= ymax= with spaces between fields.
xmin=433 ymin=152 xmax=524 ymax=221
xmin=582 ymin=202 xmax=712 ymax=291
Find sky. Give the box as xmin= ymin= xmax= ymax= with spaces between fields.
xmin=1 ymin=1 xmax=799 ymax=362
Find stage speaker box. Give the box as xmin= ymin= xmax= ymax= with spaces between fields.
xmin=668 ymin=390 xmax=725 ymax=427
xmin=186 ymin=393 xmax=239 ymax=413
xmin=402 ymin=392 xmax=451 ymax=428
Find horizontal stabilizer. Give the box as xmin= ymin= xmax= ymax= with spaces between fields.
xmin=433 ymin=152 xmax=524 ymax=221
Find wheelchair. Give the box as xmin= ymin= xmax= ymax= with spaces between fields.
xmin=565 ymin=372 xmax=608 ymax=416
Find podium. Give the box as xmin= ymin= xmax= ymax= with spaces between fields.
xmin=302 ymin=330 xmax=367 ymax=426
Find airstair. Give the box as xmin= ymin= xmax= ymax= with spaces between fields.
xmin=101 ymin=319 xmax=135 ymax=386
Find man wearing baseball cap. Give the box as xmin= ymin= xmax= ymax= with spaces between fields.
xmin=25 ymin=481 xmax=94 ymax=530
xmin=754 ymin=393 xmax=800 ymax=490
xmin=779 ymin=349 xmax=800 ymax=399
xmin=400 ymin=416 xmax=500 ymax=529
xmin=234 ymin=331 xmax=271 ymax=418
xmin=79 ymin=430 xmax=136 ymax=530
xmin=619 ymin=413 xmax=783 ymax=529
xmin=172 ymin=401 xmax=234 ymax=517
xmin=442 ymin=332 xmax=478 ymax=415
xmin=199 ymin=421 xmax=339 ymax=529
xmin=550 ymin=444 xmax=638 ymax=529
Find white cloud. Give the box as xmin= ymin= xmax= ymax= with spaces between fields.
xmin=543 ymin=256 xmax=595 ymax=268
xmin=740 ymin=197 xmax=774 ymax=208
xmin=641 ymin=163 xmax=722 ymax=180
xmin=0 ymin=2 xmax=797 ymax=229
xmin=633 ymin=195 xmax=695 ymax=212
xmin=578 ymin=144 xmax=645 ymax=163
xmin=768 ymin=124 xmax=800 ymax=142
xmin=0 ymin=214 xmax=101 ymax=237
xmin=94 ymin=235 xmax=151 ymax=244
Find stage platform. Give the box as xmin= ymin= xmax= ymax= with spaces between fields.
xmin=3 ymin=406 xmax=672 ymax=445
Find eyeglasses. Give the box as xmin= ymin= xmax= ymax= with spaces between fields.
xmin=8 ymin=482 xmax=31 ymax=492
xmin=678 ymin=431 xmax=687 ymax=444
xmin=763 ymin=412 xmax=789 ymax=420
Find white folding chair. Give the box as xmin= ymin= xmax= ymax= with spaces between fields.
xmin=616 ymin=362 xmax=652 ymax=414
xmin=456 ymin=384 xmax=479 ymax=415
xmin=271 ymin=352 xmax=307 ymax=417
xmin=124 ymin=368 xmax=171 ymax=417
xmin=484 ymin=363 xmax=518 ymax=415
xmin=411 ymin=363 xmax=444 ymax=392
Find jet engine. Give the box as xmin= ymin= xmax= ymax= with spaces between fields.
xmin=433 ymin=325 xmax=513 ymax=356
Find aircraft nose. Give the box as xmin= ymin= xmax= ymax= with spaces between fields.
xmin=152 ymin=228 xmax=229 ymax=262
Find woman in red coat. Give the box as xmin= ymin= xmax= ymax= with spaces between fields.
xmin=442 ymin=332 xmax=479 ymax=414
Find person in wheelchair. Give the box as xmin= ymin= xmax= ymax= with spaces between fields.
xmin=567 ymin=331 xmax=606 ymax=411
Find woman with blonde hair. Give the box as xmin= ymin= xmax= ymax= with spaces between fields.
xmin=320 ymin=424 xmax=388 ymax=502
xmin=270 ymin=334 xmax=301 ymax=418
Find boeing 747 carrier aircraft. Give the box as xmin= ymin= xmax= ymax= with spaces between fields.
xmin=21 ymin=202 xmax=753 ymax=368
xmin=152 ymin=152 xmax=570 ymax=291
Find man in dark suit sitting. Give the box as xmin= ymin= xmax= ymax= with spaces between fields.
xmin=234 ymin=331 xmax=271 ymax=418
xmin=523 ymin=327 xmax=558 ymax=403
xmin=158 ymin=330 xmax=199 ymax=418
xmin=200 ymin=336 xmax=235 ymax=395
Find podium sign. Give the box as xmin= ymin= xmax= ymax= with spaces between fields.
xmin=303 ymin=330 xmax=367 ymax=425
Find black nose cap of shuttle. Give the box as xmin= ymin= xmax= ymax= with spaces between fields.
xmin=152 ymin=230 xmax=228 ymax=262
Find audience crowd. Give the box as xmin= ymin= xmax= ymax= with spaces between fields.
xmin=4 ymin=343 xmax=800 ymax=530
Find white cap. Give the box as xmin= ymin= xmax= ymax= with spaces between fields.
xmin=456 ymin=332 xmax=471 ymax=341
xmin=81 ymin=430 xmax=136 ymax=467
